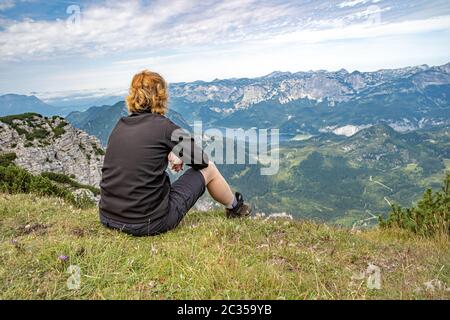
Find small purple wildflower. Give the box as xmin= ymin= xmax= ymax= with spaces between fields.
xmin=58 ymin=255 xmax=68 ymax=262
xmin=11 ymin=239 xmax=24 ymax=251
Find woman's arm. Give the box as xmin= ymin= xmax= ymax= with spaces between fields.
xmin=164 ymin=119 xmax=209 ymax=170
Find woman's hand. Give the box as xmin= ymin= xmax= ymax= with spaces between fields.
xmin=168 ymin=152 xmax=184 ymax=172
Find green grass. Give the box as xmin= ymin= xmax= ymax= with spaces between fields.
xmin=0 ymin=193 xmax=448 ymax=300
xmin=0 ymin=153 xmax=16 ymax=167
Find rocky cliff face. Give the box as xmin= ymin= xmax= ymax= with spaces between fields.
xmin=170 ymin=62 xmax=450 ymax=109
xmin=0 ymin=113 xmax=104 ymax=187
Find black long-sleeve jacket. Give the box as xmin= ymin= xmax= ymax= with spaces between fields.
xmin=99 ymin=111 xmax=208 ymax=224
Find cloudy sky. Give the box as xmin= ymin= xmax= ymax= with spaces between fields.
xmin=0 ymin=0 xmax=449 ymax=96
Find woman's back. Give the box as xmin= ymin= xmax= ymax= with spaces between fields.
xmin=99 ymin=112 xmax=175 ymax=225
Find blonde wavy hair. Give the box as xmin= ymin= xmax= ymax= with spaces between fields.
xmin=125 ymin=70 xmax=168 ymax=115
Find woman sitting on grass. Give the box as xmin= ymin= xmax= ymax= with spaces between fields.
xmin=99 ymin=70 xmax=251 ymax=236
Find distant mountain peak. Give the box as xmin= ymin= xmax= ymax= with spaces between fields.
xmin=264 ymin=71 xmax=292 ymax=78
xmin=1 ymin=93 xmax=39 ymax=99
xmin=336 ymin=68 xmax=349 ymax=74
xmin=0 ymin=94 xmax=58 ymax=117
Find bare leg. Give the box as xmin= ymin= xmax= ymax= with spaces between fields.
xmin=200 ymin=161 xmax=234 ymax=206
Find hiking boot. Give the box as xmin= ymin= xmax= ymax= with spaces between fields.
xmin=226 ymin=192 xmax=252 ymax=218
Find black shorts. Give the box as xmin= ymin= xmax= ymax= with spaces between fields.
xmin=100 ymin=168 xmax=206 ymax=236
xmin=161 ymin=168 xmax=206 ymax=233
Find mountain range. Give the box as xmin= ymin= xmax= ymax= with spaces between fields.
xmin=58 ymin=62 xmax=450 ymax=144
xmin=0 ymin=94 xmax=89 ymax=117
xmin=168 ymin=62 xmax=450 ymax=135
xmin=170 ymin=63 xmax=450 ymax=108
xmin=2 ymin=62 xmax=449 ymax=136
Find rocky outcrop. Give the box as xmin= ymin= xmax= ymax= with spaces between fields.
xmin=0 ymin=113 xmax=104 ymax=187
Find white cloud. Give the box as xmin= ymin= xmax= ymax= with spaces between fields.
xmin=0 ymin=0 xmax=298 ymax=60
xmin=0 ymin=0 xmax=15 ymax=11
xmin=338 ymin=0 xmax=369 ymax=8
xmin=251 ymin=15 xmax=450 ymax=46
xmin=0 ymin=0 xmax=448 ymax=63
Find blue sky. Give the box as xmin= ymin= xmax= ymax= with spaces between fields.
xmin=0 ymin=0 xmax=450 ymax=98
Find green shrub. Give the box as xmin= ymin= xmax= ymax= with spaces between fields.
xmin=379 ymin=173 xmax=450 ymax=236
xmin=52 ymin=121 xmax=67 ymax=138
xmin=0 ymin=113 xmax=53 ymax=141
xmin=0 ymin=165 xmax=94 ymax=209
xmin=0 ymin=113 xmax=41 ymax=125
xmin=26 ymin=128 xmax=49 ymax=141
xmin=41 ymin=171 xmax=73 ymax=184
xmin=29 ymin=175 xmax=74 ymax=200
xmin=0 ymin=114 xmax=44 ymax=138
xmin=92 ymin=144 xmax=105 ymax=156
xmin=0 ymin=165 xmax=32 ymax=193
xmin=41 ymin=171 xmax=100 ymax=195
xmin=0 ymin=152 xmax=17 ymax=167
xmin=13 ymin=126 xmax=28 ymax=137
xmin=26 ymin=120 xmax=36 ymax=128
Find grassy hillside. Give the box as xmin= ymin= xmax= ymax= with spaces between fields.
xmin=0 ymin=193 xmax=448 ymax=299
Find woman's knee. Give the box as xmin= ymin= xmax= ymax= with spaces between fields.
xmin=200 ymin=161 xmax=218 ymax=184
